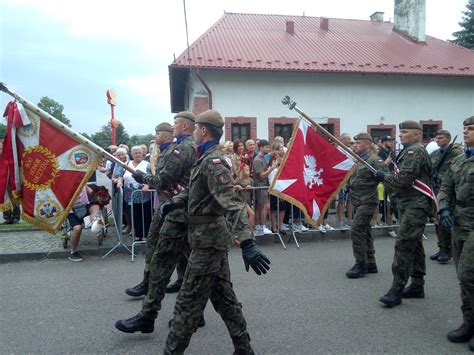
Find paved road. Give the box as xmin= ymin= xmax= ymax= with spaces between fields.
xmin=0 ymin=235 xmax=468 ymax=354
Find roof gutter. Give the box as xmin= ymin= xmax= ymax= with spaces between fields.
xmin=195 ymin=68 xmax=213 ymax=109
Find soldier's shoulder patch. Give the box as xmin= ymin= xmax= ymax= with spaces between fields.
xmin=216 ymin=171 xmax=231 ymax=184
xmin=172 ymin=149 xmax=181 ymax=156
xmin=212 ymin=158 xmax=222 ymax=164
xmin=407 ymin=150 xmax=415 ymax=156
xmin=378 ymin=159 xmax=384 ymax=163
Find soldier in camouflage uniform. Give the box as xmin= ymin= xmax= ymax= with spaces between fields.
xmin=373 ymin=121 xmax=432 ymax=307
xmin=345 ymin=132 xmax=383 ymax=278
xmin=438 ymin=116 xmax=474 ymax=350
xmin=162 ymin=110 xmax=271 ymax=355
xmin=428 ymin=129 xmax=462 ymax=264
xmin=124 ymin=122 xmax=175 ymax=297
xmin=115 ymin=111 xmax=203 ymax=333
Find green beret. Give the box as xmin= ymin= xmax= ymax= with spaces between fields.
xmin=463 ymin=116 xmax=474 ymax=126
xmin=155 ymin=122 xmax=173 ymax=132
xmin=399 ymin=120 xmax=422 ymax=130
xmin=435 ymin=129 xmax=451 ymax=138
xmin=195 ymin=109 xmax=224 ymax=128
xmin=174 ymin=111 xmax=196 ymax=122
xmin=353 ymin=132 xmax=372 ymax=141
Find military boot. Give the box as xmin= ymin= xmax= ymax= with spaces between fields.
xmin=401 ymin=284 xmax=425 ymax=298
xmin=125 ymin=281 xmax=148 ymax=297
xmin=232 ymin=333 xmax=254 ymax=355
xmin=437 ymin=250 xmax=451 ymax=264
xmin=345 ymin=263 xmax=368 ymax=278
xmin=429 ymin=250 xmax=440 ymax=261
xmin=115 ymin=314 xmax=154 ymax=333
xmin=379 ymin=288 xmax=402 ymax=308
xmin=447 ymin=323 xmax=474 ymax=343
xmin=367 ymin=262 xmax=378 ymax=274
xmin=165 ymin=279 xmax=183 ymax=293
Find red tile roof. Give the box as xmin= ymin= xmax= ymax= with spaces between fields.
xmin=170 ymin=12 xmax=474 ymax=77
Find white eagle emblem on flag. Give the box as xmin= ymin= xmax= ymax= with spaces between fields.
xmin=303 ymin=155 xmax=324 ymax=188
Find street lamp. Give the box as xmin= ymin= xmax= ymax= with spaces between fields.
xmin=106 ymin=89 xmax=118 ymax=145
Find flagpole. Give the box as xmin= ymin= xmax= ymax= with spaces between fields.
xmin=0 ymin=83 xmax=136 ymax=174
xmin=281 ymin=95 xmax=377 ymax=173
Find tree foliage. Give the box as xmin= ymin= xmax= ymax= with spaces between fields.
xmin=451 ymin=0 xmax=474 ymax=49
xmin=89 ymin=122 xmax=130 ymax=149
xmin=129 ymin=134 xmax=155 ymax=147
xmin=37 ymin=96 xmax=72 ymax=127
xmin=0 ymin=123 xmax=6 ymax=138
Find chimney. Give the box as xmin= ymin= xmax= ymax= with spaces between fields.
xmin=394 ymin=0 xmax=426 ymax=42
xmin=286 ymin=20 xmax=294 ymax=35
xmin=370 ymin=11 xmax=384 ymax=21
xmin=320 ymin=17 xmax=329 ymax=31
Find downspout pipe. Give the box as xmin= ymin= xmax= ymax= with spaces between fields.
xmin=195 ymin=68 xmax=213 ymax=109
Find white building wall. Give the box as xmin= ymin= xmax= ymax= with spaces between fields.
xmin=190 ymin=70 xmax=473 ymax=141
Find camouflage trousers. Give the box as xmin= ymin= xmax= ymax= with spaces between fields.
xmin=435 ymin=223 xmax=452 ymax=253
xmin=164 ymin=248 xmax=252 ymax=354
xmin=143 ymin=205 xmax=188 ymax=284
xmin=350 ymin=203 xmax=377 ymax=264
xmin=140 ymin=220 xmax=190 ymax=319
xmin=391 ymin=203 xmax=427 ymax=290
xmin=452 ymin=227 xmax=474 ymax=324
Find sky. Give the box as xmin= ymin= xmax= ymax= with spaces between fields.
xmin=0 ymin=0 xmax=469 ymax=136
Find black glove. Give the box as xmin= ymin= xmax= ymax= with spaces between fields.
xmin=240 ymin=239 xmax=271 ymax=275
xmin=373 ymin=170 xmax=385 ymax=183
xmin=160 ymin=200 xmax=174 ymax=219
xmin=132 ymin=170 xmax=147 ymax=184
xmin=439 ymin=208 xmax=455 ymax=229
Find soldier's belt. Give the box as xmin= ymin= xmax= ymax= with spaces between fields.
xmin=457 ymin=201 xmax=474 ymax=208
xmin=188 ymin=215 xmax=225 ymax=224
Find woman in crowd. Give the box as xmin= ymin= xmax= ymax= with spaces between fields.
xmin=116 ymin=146 xmax=152 ymax=241
xmin=231 ymin=139 xmax=245 ymax=178
xmin=233 ymin=163 xmax=255 ymax=234
xmin=110 ymin=148 xmax=131 ymax=233
xmin=222 ymin=141 xmax=234 ymax=168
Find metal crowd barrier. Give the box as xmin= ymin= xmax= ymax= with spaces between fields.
xmin=130 ymin=189 xmax=157 ymax=261
xmin=102 ymin=186 xmax=132 ymax=258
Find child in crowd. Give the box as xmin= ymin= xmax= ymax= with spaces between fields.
xmin=233 ymin=163 xmax=255 ymax=234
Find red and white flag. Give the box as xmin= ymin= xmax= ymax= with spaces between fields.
xmin=270 ymin=119 xmax=355 ymax=226
xmin=0 ymin=101 xmax=101 ymax=233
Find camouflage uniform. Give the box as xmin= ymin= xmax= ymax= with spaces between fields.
xmin=139 ymin=135 xmax=196 ymax=319
xmin=383 ymin=142 xmax=432 ymax=290
xmin=430 ymin=145 xmax=463 ymax=254
xmin=349 ymin=152 xmax=382 ymax=265
xmin=164 ymin=143 xmax=253 ymax=354
xmin=438 ymin=152 xmax=474 ymax=324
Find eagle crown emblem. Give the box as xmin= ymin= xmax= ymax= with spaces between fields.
xmin=303 ymin=155 xmax=324 ymax=188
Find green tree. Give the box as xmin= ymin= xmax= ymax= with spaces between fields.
xmin=451 ymin=0 xmax=474 ymax=49
xmin=0 ymin=123 xmax=6 ymax=138
xmin=129 ymin=133 xmax=155 ymax=147
xmin=37 ymin=96 xmax=72 ymax=127
xmin=90 ymin=122 xmax=130 ymax=149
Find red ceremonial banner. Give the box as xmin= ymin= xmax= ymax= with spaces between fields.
xmin=1 ymin=101 xmax=101 ymax=233
xmin=270 ymin=119 xmax=355 ymax=226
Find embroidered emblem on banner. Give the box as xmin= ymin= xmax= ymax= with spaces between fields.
xmin=36 ymin=199 xmax=61 ymax=220
xmin=303 ymin=155 xmax=324 ymax=188
xmin=17 ymin=113 xmax=39 ymax=138
xmin=21 ymin=145 xmax=59 ymax=190
xmin=67 ymin=147 xmax=93 ymax=170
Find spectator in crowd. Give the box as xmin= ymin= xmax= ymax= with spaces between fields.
xmin=268 ymin=151 xmax=288 ymax=234
xmin=231 ymin=139 xmax=245 ymax=178
xmin=274 ymin=136 xmax=288 ymax=153
xmin=105 ymin=145 xmax=118 ymax=178
xmin=378 ymin=136 xmax=398 ymax=237
xmin=234 ymin=163 xmax=255 ymax=234
xmin=252 ymin=139 xmax=278 ymax=235
xmin=337 ymin=133 xmax=353 ymax=229
xmin=241 ymin=139 xmax=256 ymax=169
xmin=222 ymin=140 xmax=234 ymax=167
xmin=117 ymin=146 xmax=152 ymax=241
xmin=67 ymin=185 xmax=103 ymax=262
xmin=141 ymin=144 xmax=150 ymax=162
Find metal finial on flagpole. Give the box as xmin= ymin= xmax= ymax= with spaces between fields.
xmin=280 ymin=95 xmax=376 ymax=172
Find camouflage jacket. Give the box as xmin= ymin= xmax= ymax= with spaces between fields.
xmin=438 ymin=153 xmax=474 ymax=228
xmin=383 ymin=142 xmax=432 ymax=207
xmin=173 ymin=144 xmax=252 ymax=250
xmin=430 ymin=145 xmax=463 ymax=193
xmin=144 ymin=135 xmax=196 ymax=222
xmin=349 ymin=152 xmax=382 ymax=207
